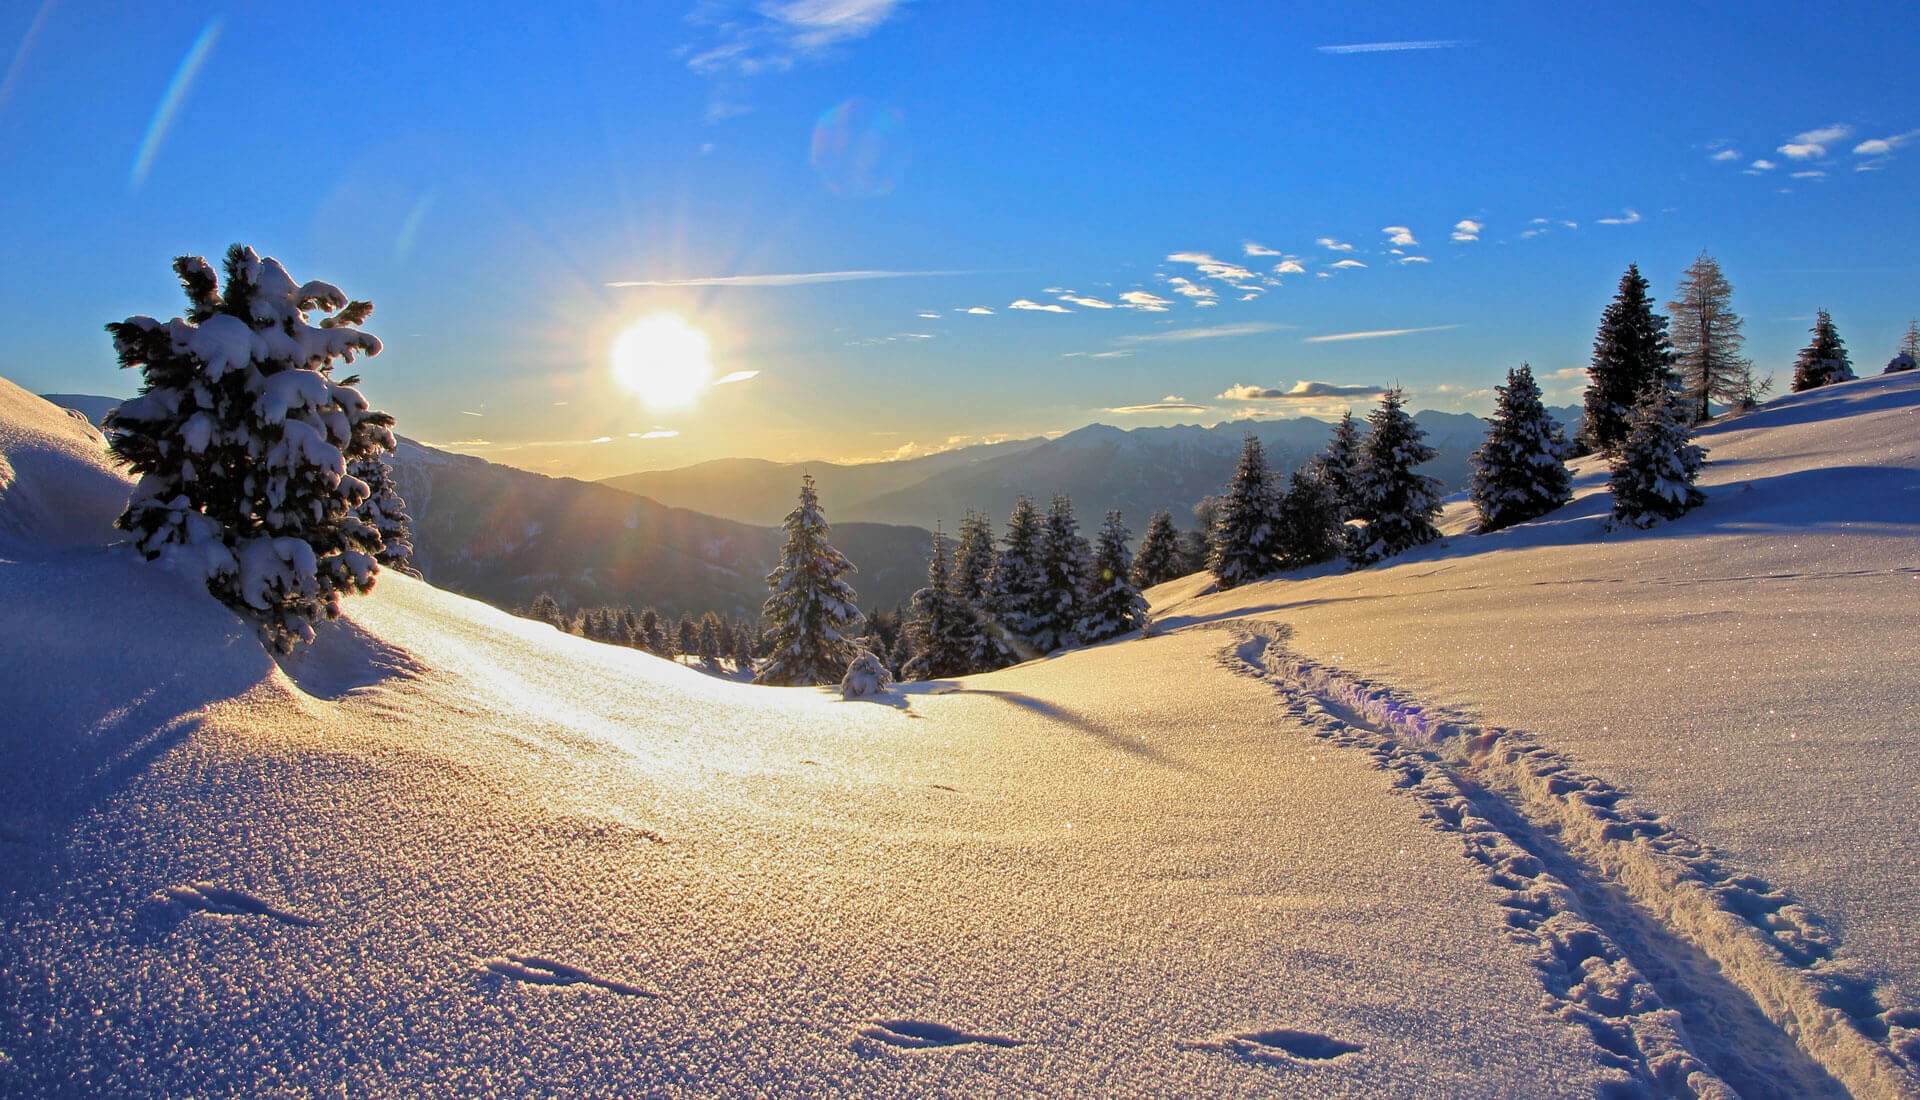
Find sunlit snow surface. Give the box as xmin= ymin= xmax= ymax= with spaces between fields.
xmin=2 ymin=374 xmax=1916 ymax=1096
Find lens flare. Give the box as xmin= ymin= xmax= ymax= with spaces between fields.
xmin=810 ymin=97 xmax=910 ymax=198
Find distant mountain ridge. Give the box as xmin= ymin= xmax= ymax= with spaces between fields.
xmin=600 ymin=409 xmax=1576 ymax=530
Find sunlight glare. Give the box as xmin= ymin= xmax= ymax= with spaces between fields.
xmin=610 ymin=313 xmax=714 ymax=408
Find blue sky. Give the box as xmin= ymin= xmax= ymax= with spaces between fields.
xmin=2 ymin=2 xmax=1916 ymax=477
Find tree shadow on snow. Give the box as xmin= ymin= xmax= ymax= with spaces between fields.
xmin=903 ymin=684 xmax=1192 ymax=771
xmin=275 ymin=615 xmax=425 ymax=700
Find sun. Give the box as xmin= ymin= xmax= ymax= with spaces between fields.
xmin=610 ymin=314 xmax=713 ymax=408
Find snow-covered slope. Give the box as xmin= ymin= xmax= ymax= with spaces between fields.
xmin=3 ymin=376 xmax=1917 ymax=1097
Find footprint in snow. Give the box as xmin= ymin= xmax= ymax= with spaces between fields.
xmin=859 ymin=1019 xmax=1024 ymax=1050
xmin=480 ymin=953 xmax=655 ymax=997
xmin=1180 ymin=1027 xmax=1362 ymax=1063
xmin=158 ymin=883 xmax=319 ymax=927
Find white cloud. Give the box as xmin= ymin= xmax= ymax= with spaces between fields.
xmin=1711 ymin=149 xmax=1742 ymax=162
xmin=1317 ymin=39 xmax=1466 ymax=54
xmin=916 ymin=311 xmax=940 ymax=319
xmin=1745 ymin=158 xmax=1777 ymax=174
xmin=1398 ymin=255 xmax=1431 ymax=264
xmin=1273 ymin=259 xmax=1307 ymax=275
xmin=1852 ymin=130 xmax=1920 ymax=156
xmin=1383 ymin=225 xmax=1418 ymax=246
xmin=1596 ymin=208 xmax=1642 ymax=225
xmin=1106 ymin=397 xmax=1208 ymax=414
xmin=1118 ymin=290 xmax=1172 ymax=312
xmin=1164 ymin=276 xmax=1217 ymax=300
xmin=1167 ymin=251 xmax=1259 ymax=283
xmin=1328 ymin=259 xmax=1368 ymax=269
xmin=1315 ymin=237 xmax=1355 ymax=252
xmin=1793 ymin=123 xmax=1853 ymax=145
xmin=588 ymin=436 xmax=614 ymax=445
xmin=1239 ymin=292 xmax=1261 ymax=301
xmin=686 ymin=0 xmax=903 ymax=76
xmin=1219 ymin=381 xmax=1385 ymax=401
xmin=1118 ymin=321 xmax=1291 ymax=344
xmin=631 ymin=428 xmax=681 ymax=439
xmin=1451 ymin=218 xmax=1482 ymax=242
xmin=1778 ymin=142 xmax=1824 ymax=160
xmin=1195 ymin=300 xmax=1219 ymax=307
xmin=712 ymin=369 xmax=760 ymax=385
xmin=610 ymin=268 xmax=967 ymax=288
xmin=1303 ymin=323 xmax=1462 ymax=343
xmin=1060 ymin=294 xmax=1118 ymax=309
xmin=1010 ymin=298 xmax=1071 ymax=313
xmin=1243 ymin=241 xmax=1281 ymax=256
xmin=1791 ymin=170 xmax=1827 ymax=179
xmin=1062 ymin=349 xmax=1135 ymax=359
xmin=957 ymin=306 xmax=993 ymax=314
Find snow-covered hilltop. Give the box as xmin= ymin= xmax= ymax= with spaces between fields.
xmin=2 ymin=373 xmax=1917 ymax=1097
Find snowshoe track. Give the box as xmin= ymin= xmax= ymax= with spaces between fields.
xmin=1223 ymin=624 xmax=1920 ymax=1100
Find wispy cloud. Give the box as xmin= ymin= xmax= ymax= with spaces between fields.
xmin=1315 ymin=236 xmax=1355 ymax=252
xmin=1596 ymin=208 xmax=1642 ymax=225
xmin=1451 ymin=218 xmax=1482 ymax=242
xmin=1062 ymin=349 xmax=1135 ymax=359
xmin=1243 ymin=241 xmax=1281 ymax=256
xmin=1219 ymin=381 xmax=1385 ymax=401
xmin=1303 ymin=323 xmax=1462 ymax=343
xmin=1106 ymin=396 xmax=1208 ymax=414
xmin=713 ymin=369 xmax=761 ymax=385
xmin=1328 ymin=259 xmax=1368 ymax=270
xmin=609 ymin=268 xmax=967 ymax=288
xmin=1317 ymin=39 xmax=1465 ymax=54
xmin=130 ymin=19 xmax=222 ymax=189
xmin=1710 ymin=148 xmax=1742 ymax=162
xmin=1119 ymin=290 xmax=1172 ymax=312
xmin=1164 ymin=276 xmax=1217 ymax=300
xmin=1790 ymin=170 xmax=1826 ymax=180
xmin=957 ymin=305 xmax=994 ymax=314
xmin=1119 ymin=321 xmax=1292 ymax=344
xmin=916 ymin=311 xmax=941 ymax=319
xmin=1778 ymin=122 xmax=1852 ymax=160
xmin=1060 ymin=293 xmax=1118 ymax=309
xmin=1383 ymin=225 xmax=1418 ymax=247
xmin=684 ymin=0 xmax=907 ymax=117
xmin=1853 ymin=129 xmax=1920 ymax=156
xmin=1010 ymin=298 xmax=1071 ymax=313
xmin=1745 ymin=158 xmax=1777 ymax=174
xmin=1167 ymin=251 xmax=1259 ymax=284
xmin=632 ymin=429 xmax=681 ymax=440
xmin=1398 ymin=255 xmax=1431 ymax=264
xmin=1273 ymin=259 xmax=1307 ymax=275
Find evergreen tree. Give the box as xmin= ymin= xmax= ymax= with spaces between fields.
xmin=1079 ymin=511 xmax=1147 ymax=643
xmin=1030 ymin=494 xmax=1090 ymax=653
xmin=1130 ymin=509 xmax=1183 ymax=589
xmin=348 ymin=449 xmax=414 ymax=572
xmin=732 ymin=628 xmax=755 ymax=673
xmin=1609 ymin=383 xmax=1707 ymax=528
xmin=991 ymin=496 xmax=1047 ymax=647
xmin=1580 ymin=264 xmax=1676 ymax=453
xmin=903 ymin=526 xmax=980 ymax=679
xmin=888 ymin=631 xmax=916 ymax=678
xmin=677 ymin=612 xmax=698 ymax=657
xmin=102 ymin=245 xmax=393 ymax=653
xmin=1468 ymin=364 xmax=1574 ymax=533
xmin=714 ymin=615 xmax=736 ymax=658
xmin=698 ymin=613 xmax=722 ymax=664
xmin=528 ymin=592 xmax=565 ymax=630
xmin=1313 ymin=409 xmax=1363 ymax=519
xmin=1208 ymin=435 xmax=1281 ymax=589
xmin=1890 ymin=319 xmax=1920 ymax=372
xmin=755 ymin=475 xmax=865 ymax=686
xmin=1667 ymin=253 xmax=1755 ymax=423
xmin=950 ymin=510 xmax=1017 ymax=672
xmin=638 ymin=607 xmax=667 ymax=654
xmin=839 ymin=650 xmax=893 ymax=698
xmin=1348 ymin=387 xmax=1444 ymax=565
xmin=1274 ymin=466 xmax=1345 ymax=567
xmin=1173 ymin=528 xmax=1210 ymax=576
xmin=1791 ymin=310 xmax=1855 ymax=391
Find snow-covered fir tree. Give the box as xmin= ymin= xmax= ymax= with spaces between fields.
xmin=1667 ymin=253 xmax=1754 ymax=423
xmin=102 ymin=246 xmax=395 ymax=653
xmin=697 ymin=613 xmax=721 ymax=664
xmin=1079 ymin=511 xmax=1147 ymax=644
xmin=1208 ymin=435 xmax=1281 ymax=590
xmin=731 ymin=628 xmax=755 ymax=672
xmin=1313 ymin=409 xmax=1362 ymax=519
xmin=1580 ymin=264 xmax=1676 ymax=454
xmin=1030 ymin=494 xmax=1091 ymax=653
xmin=839 ymin=649 xmax=893 ymax=699
xmin=1891 ymin=320 xmax=1920 ymax=372
xmin=990 ymin=496 xmax=1047 ymax=652
xmin=1791 ymin=310 xmax=1855 ymax=391
xmin=1274 ymin=466 xmax=1344 ymax=568
xmin=754 ymin=475 xmax=865 ymax=686
xmin=1348 ymin=387 xmax=1444 ymax=566
xmin=1468 ymin=364 xmax=1574 ymax=533
xmin=951 ymin=510 xmax=1019 ymax=670
xmin=637 ymin=607 xmax=666 ymax=654
xmin=677 ymin=612 xmax=698 ymax=656
xmin=528 ymin=592 xmax=565 ymax=630
xmin=1609 ymin=383 xmax=1707 ymax=528
xmin=902 ymin=526 xmax=982 ymax=680
xmin=1129 ymin=508 xmax=1183 ymax=589
xmin=887 ymin=631 xmax=916 ymax=678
